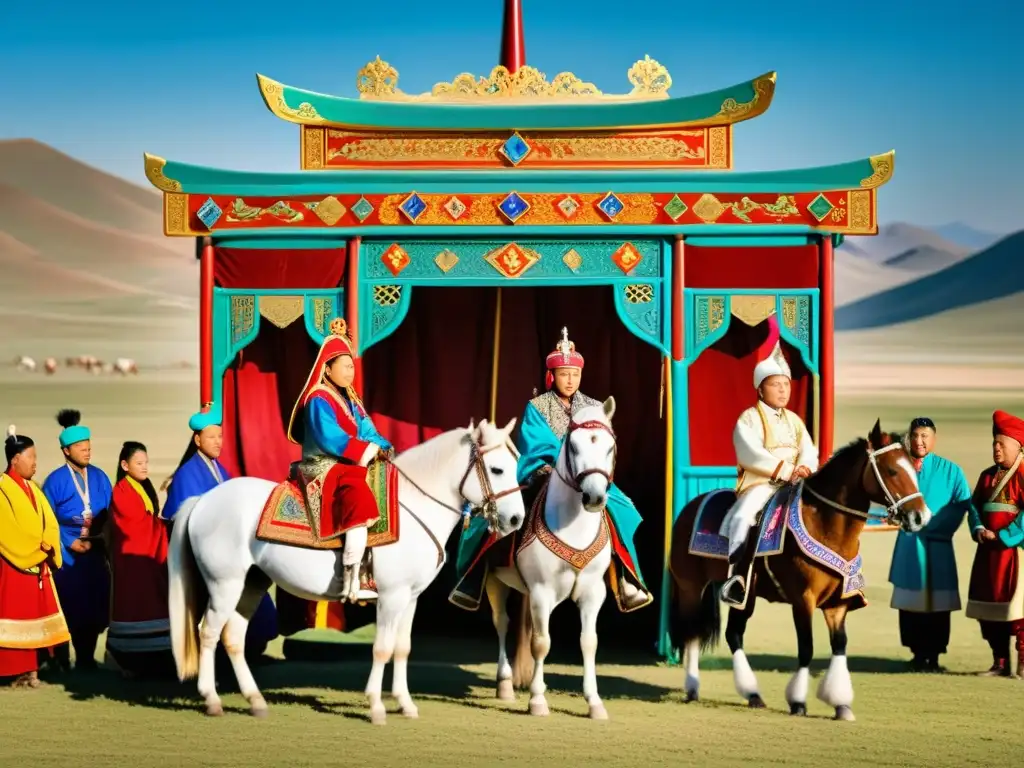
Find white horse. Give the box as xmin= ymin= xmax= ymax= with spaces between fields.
xmin=485 ymin=398 xmax=618 ymax=720
xmin=167 ymin=418 xmax=526 ymax=725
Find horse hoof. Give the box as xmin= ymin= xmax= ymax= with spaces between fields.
xmin=588 ymin=703 xmax=609 ymax=720
xmin=370 ymin=709 xmax=387 ymax=726
xmin=251 ymin=706 xmax=269 ymax=719
xmin=402 ymin=706 xmax=419 ymax=719
xmin=205 ymin=703 xmax=224 ymax=717
xmin=834 ymin=706 xmax=856 ymax=722
xmin=496 ymin=679 xmax=516 ymax=701
xmin=684 ymin=689 xmax=699 ymax=703
xmin=529 ymin=697 xmax=549 ymax=716
xmin=789 ymin=702 xmax=807 ymax=716
xmin=748 ymin=694 xmax=766 ymax=709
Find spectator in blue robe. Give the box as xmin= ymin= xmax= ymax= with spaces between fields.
xmin=41 ymin=409 xmax=112 ymax=671
xmin=162 ymin=410 xmax=278 ymax=660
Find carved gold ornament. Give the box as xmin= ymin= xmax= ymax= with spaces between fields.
xmin=730 ymin=296 xmax=776 ymax=327
xmin=257 ymin=74 xmax=325 ymax=123
xmin=143 ymin=154 xmax=182 ymax=193
xmin=259 ymin=296 xmax=305 ymax=329
xmin=859 ymin=150 xmax=896 ymax=189
xmin=434 ymin=249 xmax=459 ymax=273
xmin=355 ymin=55 xmax=673 ymax=103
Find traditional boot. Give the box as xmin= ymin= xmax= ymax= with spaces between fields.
xmin=977 ymin=657 xmax=1010 ymax=677
xmin=10 ymin=671 xmax=40 ymax=689
xmin=720 ymin=564 xmax=747 ymax=607
xmin=341 ymin=525 xmax=377 ymax=603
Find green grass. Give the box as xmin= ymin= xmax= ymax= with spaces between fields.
xmin=2 ymin=380 xmax=1022 ymax=766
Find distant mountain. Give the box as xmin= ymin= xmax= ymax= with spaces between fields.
xmin=834 ymin=252 xmax=921 ymax=306
xmin=839 ymin=222 xmax=970 ymax=267
xmin=928 ymin=222 xmax=1006 ymax=251
xmin=835 ymin=230 xmax=1024 ymax=331
xmin=883 ymin=244 xmax=968 ymax=272
xmin=0 ymin=139 xmax=195 ymax=365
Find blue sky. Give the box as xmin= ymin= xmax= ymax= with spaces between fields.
xmin=1 ymin=0 xmax=1021 ymax=232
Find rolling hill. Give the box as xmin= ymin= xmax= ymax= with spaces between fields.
xmin=835 ymin=231 xmax=1024 ymax=331
xmin=840 ymin=222 xmax=971 ymax=270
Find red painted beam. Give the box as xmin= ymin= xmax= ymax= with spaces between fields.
xmin=199 ymin=237 xmax=215 ymax=407
xmin=671 ymin=236 xmax=685 ymax=361
xmin=818 ymin=235 xmax=835 ymax=464
xmin=500 ymin=0 xmax=526 ymax=73
xmin=347 ymin=237 xmax=363 ymax=394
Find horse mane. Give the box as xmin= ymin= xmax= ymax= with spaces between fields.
xmin=811 ymin=431 xmax=904 ymax=487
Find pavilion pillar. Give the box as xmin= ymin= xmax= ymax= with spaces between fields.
xmin=818 ymin=234 xmax=835 ymax=463
xmin=347 ymin=236 xmax=363 ymax=393
xmin=198 ymin=236 xmax=215 ymax=409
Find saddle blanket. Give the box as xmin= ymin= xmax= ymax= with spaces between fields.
xmin=689 ymin=486 xmax=792 ymax=560
xmin=449 ymin=482 xmax=635 ymax=613
xmin=688 ymin=485 xmax=865 ymax=600
xmin=255 ymin=460 xmax=400 ymax=551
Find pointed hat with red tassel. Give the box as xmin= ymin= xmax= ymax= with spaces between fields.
xmin=752 ymin=314 xmax=791 ymax=389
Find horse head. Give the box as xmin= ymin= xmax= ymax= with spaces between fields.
xmin=560 ymin=397 xmax=618 ymax=513
xmin=464 ymin=417 xmax=526 ymax=537
xmin=866 ymin=418 xmax=932 ymax=532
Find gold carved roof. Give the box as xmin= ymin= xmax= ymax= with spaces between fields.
xmin=355 ymin=55 xmax=672 ymax=103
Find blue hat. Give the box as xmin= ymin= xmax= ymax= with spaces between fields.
xmin=56 ymin=409 xmax=90 ymax=448
xmin=188 ymin=406 xmax=222 ymax=433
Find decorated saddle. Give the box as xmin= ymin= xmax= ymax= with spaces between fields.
xmin=449 ymin=476 xmax=636 ymax=613
xmin=256 ymin=456 xmax=399 ymax=551
xmin=688 ymin=484 xmax=865 ymax=602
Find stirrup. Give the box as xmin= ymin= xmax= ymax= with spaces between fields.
xmin=720 ymin=575 xmax=746 ymax=606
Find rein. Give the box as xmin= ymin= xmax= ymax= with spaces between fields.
xmin=555 ymin=418 xmax=617 ymax=492
xmin=385 ymin=436 xmax=523 ymax=533
xmin=802 ymin=441 xmax=923 ymax=525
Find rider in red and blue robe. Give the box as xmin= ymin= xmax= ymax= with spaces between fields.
xmin=287 ymin=318 xmax=392 ymax=603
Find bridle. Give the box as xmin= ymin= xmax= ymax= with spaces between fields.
xmin=556 ymin=418 xmax=617 ymax=493
xmin=802 ymin=441 xmax=923 ymax=525
xmin=387 ymin=435 xmax=524 ymax=533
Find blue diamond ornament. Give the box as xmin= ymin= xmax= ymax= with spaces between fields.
xmin=399 ymin=192 xmax=427 ymax=223
xmin=498 ymin=192 xmax=530 ymax=223
xmin=197 ymin=197 xmax=222 ymax=229
xmin=597 ymin=192 xmax=624 ymax=221
xmin=500 ymin=133 xmax=532 ymax=166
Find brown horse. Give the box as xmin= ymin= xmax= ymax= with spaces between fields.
xmin=667 ymin=419 xmax=931 ymax=721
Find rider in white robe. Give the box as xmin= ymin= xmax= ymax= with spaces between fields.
xmin=720 ymin=325 xmax=818 ymax=606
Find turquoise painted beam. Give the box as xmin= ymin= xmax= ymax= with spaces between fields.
xmin=256 ymin=72 xmax=776 ymax=132
xmin=204 ymin=225 xmax=847 ymax=239
xmin=146 ymin=152 xmax=894 ymax=197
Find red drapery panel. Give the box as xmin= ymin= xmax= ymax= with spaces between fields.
xmin=361 ymin=285 xmax=666 ymax=644
xmin=220 ymin=322 xmax=317 ymax=480
xmin=214 ymin=247 xmax=347 ymax=289
xmin=687 ymin=319 xmax=813 ymax=466
xmin=685 ymin=245 xmax=819 ymax=289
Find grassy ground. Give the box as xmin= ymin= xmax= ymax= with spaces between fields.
xmin=1 ymin=377 xmax=1022 ymax=766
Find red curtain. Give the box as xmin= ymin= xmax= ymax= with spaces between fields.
xmin=685 ymin=245 xmax=818 ymax=289
xmin=214 ymin=247 xmax=347 ymax=289
xmin=687 ymin=321 xmax=812 ymax=466
xmin=219 ymin=322 xmax=317 ymax=480
xmin=361 ymin=285 xmax=666 ymax=644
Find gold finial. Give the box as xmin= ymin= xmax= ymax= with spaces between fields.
xmin=860 ymin=150 xmax=896 ymax=189
xmin=356 ymin=56 xmax=399 ymax=97
xmin=256 ymin=73 xmax=324 ymax=124
xmin=626 ymin=55 xmax=672 ymax=96
xmin=557 ymin=326 xmax=573 ymax=362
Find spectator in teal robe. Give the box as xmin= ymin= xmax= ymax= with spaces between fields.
xmin=888 ymin=417 xmax=974 ymax=671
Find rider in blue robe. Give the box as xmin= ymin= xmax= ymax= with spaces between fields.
xmin=452 ymin=328 xmax=651 ymax=613
xmin=163 ymin=410 xmax=279 ymax=657
xmin=41 ymin=409 xmax=112 ymax=670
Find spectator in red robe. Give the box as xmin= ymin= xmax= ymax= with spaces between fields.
xmin=0 ymin=426 xmax=70 ymax=687
xmin=106 ymin=441 xmax=174 ymax=679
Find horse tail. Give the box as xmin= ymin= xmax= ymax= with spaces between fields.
xmin=167 ymin=496 xmax=206 ymax=682
xmin=510 ymin=593 xmax=535 ymax=690
xmin=667 ymin=495 xmax=722 ymax=655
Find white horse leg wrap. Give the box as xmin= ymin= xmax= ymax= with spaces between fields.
xmin=343 ymin=525 xmax=368 ymax=567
